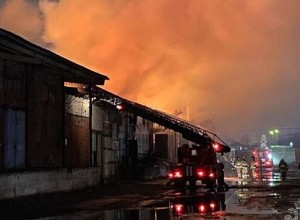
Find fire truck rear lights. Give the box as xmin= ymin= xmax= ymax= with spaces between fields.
xmin=199 ymin=204 xmax=206 ymax=212
xmin=168 ymin=169 xmax=183 ymax=178
xmin=197 ymin=170 xmax=205 ymax=177
xmin=213 ymin=143 xmax=220 ymax=151
xmin=210 ymin=202 xmax=216 ymax=209
xmin=174 ymin=171 xmax=183 ymax=178
xmin=175 ymin=204 xmax=183 ymax=212
xmin=174 ymin=204 xmax=184 ymax=215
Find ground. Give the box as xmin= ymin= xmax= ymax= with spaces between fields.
xmin=1 ymin=166 xmax=300 ymax=219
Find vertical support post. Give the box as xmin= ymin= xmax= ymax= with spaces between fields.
xmin=89 ymin=85 xmax=92 ymax=166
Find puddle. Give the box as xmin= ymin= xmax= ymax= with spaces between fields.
xmin=27 ymin=184 xmax=300 ymax=220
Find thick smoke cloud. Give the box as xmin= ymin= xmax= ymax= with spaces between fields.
xmin=1 ymin=0 xmax=300 ymax=141
xmin=0 ymin=0 xmax=52 ymax=47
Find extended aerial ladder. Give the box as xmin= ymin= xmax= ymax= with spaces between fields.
xmin=90 ymin=86 xmax=230 ymax=189
xmin=91 ymin=86 xmax=230 ymax=154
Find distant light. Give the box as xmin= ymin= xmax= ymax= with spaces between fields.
xmin=290 ymin=142 xmax=294 ymax=147
xmin=269 ymin=129 xmax=279 ymax=136
xmin=116 ymin=105 xmax=123 ymax=110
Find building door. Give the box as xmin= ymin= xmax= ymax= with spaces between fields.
xmin=155 ymin=134 xmax=168 ymax=160
xmin=4 ymin=108 xmax=25 ymax=170
xmin=91 ymin=132 xmax=102 ymax=167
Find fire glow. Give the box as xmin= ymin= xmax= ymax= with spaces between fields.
xmin=2 ymin=0 xmax=300 ymax=139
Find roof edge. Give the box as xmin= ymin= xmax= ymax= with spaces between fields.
xmin=0 ymin=28 xmax=109 ymax=85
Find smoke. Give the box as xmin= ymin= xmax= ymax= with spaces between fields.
xmin=0 ymin=0 xmax=52 ymax=47
xmin=2 ymin=0 xmax=300 ymax=140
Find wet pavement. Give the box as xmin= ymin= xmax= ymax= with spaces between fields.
xmin=1 ymin=167 xmax=300 ymax=220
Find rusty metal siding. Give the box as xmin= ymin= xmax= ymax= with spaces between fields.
xmin=27 ymin=66 xmax=64 ymax=168
xmin=1 ymin=60 xmax=26 ymax=108
xmin=65 ymin=94 xmax=90 ymax=168
xmin=136 ymin=117 xmax=153 ymax=159
xmin=65 ymin=113 xmax=90 ymax=168
xmin=91 ymin=105 xmax=104 ymax=168
xmin=0 ymin=61 xmax=4 ymax=170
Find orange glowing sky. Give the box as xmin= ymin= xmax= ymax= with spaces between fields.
xmin=1 ymin=0 xmax=300 ymax=141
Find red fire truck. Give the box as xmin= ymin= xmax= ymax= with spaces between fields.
xmin=252 ymin=148 xmax=273 ymax=168
xmin=93 ymin=87 xmax=231 ymax=190
xmin=166 ymin=142 xmax=229 ymax=190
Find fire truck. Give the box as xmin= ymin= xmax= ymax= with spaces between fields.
xmin=166 ymin=141 xmax=229 ymax=190
xmin=92 ymin=87 xmax=230 ymax=190
xmin=251 ymin=148 xmax=273 ymax=168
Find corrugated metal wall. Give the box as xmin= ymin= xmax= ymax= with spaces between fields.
xmin=27 ymin=66 xmax=64 ymax=168
xmin=0 ymin=61 xmax=65 ymax=170
xmin=65 ymin=114 xmax=90 ymax=168
xmin=92 ymin=104 xmax=141 ymax=182
xmin=65 ymin=95 xmax=90 ymax=168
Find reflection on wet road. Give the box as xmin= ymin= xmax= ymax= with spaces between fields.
xmin=45 ymin=188 xmax=286 ymax=220
xmin=114 ymin=168 xmax=296 ymax=220
xmin=5 ymin=167 xmax=300 ymax=219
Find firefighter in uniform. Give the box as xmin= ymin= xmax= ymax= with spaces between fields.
xmin=234 ymin=157 xmax=243 ymax=178
xmin=241 ymin=157 xmax=249 ymax=179
xmin=279 ymin=159 xmax=288 ymax=181
xmin=250 ymin=156 xmax=257 ymax=179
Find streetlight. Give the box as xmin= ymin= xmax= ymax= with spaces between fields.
xmin=268 ymin=129 xmax=280 ymax=145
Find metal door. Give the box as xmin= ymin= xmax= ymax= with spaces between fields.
xmin=4 ymin=109 xmax=25 ymax=169
xmin=91 ymin=132 xmax=102 ymax=167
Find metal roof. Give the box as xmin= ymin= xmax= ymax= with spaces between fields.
xmin=92 ymin=87 xmax=230 ymax=153
xmin=0 ymin=28 xmax=109 ymax=85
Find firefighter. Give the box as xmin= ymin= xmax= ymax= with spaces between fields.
xmin=279 ymin=159 xmax=288 ymax=181
xmin=241 ymin=157 xmax=249 ymax=179
xmin=234 ymin=157 xmax=242 ymax=178
xmin=250 ymin=156 xmax=257 ymax=179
